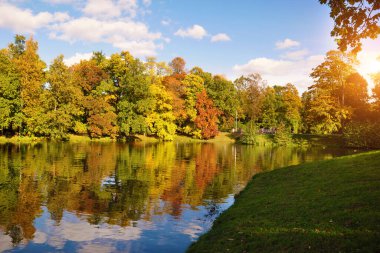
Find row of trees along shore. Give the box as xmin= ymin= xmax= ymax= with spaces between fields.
xmin=1 ymin=35 xmax=380 ymax=144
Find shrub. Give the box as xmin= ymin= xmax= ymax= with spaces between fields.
xmin=274 ymin=123 xmax=292 ymax=146
xmin=240 ymin=121 xmax=258 ymax=145
xmin=343 ymin=121 xmax=380 ymax=149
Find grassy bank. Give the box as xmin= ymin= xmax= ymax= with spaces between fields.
xmin=188 ymin=151 xmax=380 ymax=253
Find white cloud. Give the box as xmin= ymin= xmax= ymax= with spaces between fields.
xmin=50 ymin=17 xmax=162 ymax=56
xmin=64 ymin=52 xmax=93 ymax=66
xmin=174 ymin=24 xmax=207 ymax=40
xmin=83 ymin=0 xmax=138 ymax=19
xmin=0 ymin=2 xmax=69 ymax=33
xmin=161 ymin=18 xmax=171 ymax=26
xmin=233 ymin=55 xmax=325 ymax=92
xmin=211 ymin=33 xmax=231 ymax=42
xmin=275 ymin=38 xmax=300 ymax=49
xmin=45 ymin=0 xmax=78 ymax=4
xmin=281 ymin=49 xmax=309 ymax=60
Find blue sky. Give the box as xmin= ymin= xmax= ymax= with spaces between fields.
xmin=0 ymin=0 xmax=379 ymax=92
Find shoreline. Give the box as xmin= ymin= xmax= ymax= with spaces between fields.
xmin=187 ymin=150 xmax=380 ymax=252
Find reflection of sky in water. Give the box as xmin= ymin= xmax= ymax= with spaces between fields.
xmin=0 ymin=143 xmax=357 ymax=253
xmin=3 ymin=197 xmax=233 ymax=253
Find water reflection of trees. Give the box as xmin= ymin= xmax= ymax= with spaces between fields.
xmin=0 ymin=142 xmax=339 ymax=245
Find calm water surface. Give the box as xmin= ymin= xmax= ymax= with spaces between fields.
xmin=0 ymin=142 xmax=356 ymax=252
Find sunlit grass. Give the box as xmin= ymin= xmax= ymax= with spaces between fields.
xmin=187 ymin=150 xmax=380 ymax=253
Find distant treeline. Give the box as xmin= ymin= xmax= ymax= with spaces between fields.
xmin=1 ymin=35 xmax=380 ymax=142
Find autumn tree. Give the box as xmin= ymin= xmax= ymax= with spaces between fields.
xmin=191 ymin=67 xmax=239 ymax=130
xmin=234 ymin=73 xmax=266 ymax=122
xmin=194 ymin=89 xmax=220 ymax=139
xmin=182 ymin=74 xmax=205 ymax=137
xmin=10 ymin=36 xmax=46 ymax=135
xmin=320 ymin=0 xmax=380 ymax=53
xmin=169 ymin=57 xmax=186 ymax=74
xmin=71 ymin=58 xmax=118 ymax=138
xmin=146 ymin=79 xmax=177 ymax=141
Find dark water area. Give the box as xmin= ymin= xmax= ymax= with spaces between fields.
xmin=0 ymin=142 xmax=357 ymax=252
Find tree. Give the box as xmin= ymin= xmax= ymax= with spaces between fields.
xmin=302 ymin=89 xmax=349 ymax=134
xmin=194 ymin=89 xmax=220 ymax=139
xmin=169 ymin=57 xmax=186 ymax=74
xmin=191 ymin=67 xmax=239 ymax=130
xmin=234 ymin=73 xmax=266 ymax=122
xmin=106 ymin=51 xmax=151 ymax=137
xmin=0 ymin=50 xmax=22 ymax=135
xmin=71 ymin=58 xmax=118 ymax=138
xmin=274 ymin=84 xmax=302 ymax=133
xmin=146 ymin=80 xmax=177 ymax=141
xmin=11 ymin=37 xmax=46 ymax=135
xmin=259 ymin=87 xmax=277 ymax=129
xmin=182 ymin=74 xmax=205 ymax=137
xmin=43 ymin=55 xmax=83 ymax=139
xmin=320 ymin=0 xmax=380 ymax=53
xmin=372 ymin=72 xmax=380 ymax=114
xmin=310 ymin=50 xmax=355 ymax=107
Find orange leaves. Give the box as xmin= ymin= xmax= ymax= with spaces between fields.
xmin=195 ymin=89 xmax=221 ymax=139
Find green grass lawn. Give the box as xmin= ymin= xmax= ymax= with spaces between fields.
xmin=188 ymin=151 xmax=380 ymax=253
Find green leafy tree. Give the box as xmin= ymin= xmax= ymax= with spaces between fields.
xmin=0 ymin=49 xmax=22 ymax=135
xmin=259 ymin=86 xmax=278 ymax=129
xmin=320 ymin=0 xmax=380 ymax=53
xmin=274 ymin=84 xmax=302 ymax=133
xmin=106 ymin=51 xmax=152 ymax=137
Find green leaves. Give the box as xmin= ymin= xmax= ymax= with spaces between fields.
xmin=320 ymin=0 xmax=380 ymax=54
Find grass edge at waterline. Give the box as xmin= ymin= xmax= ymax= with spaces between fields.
xmin=187 ymin=150 xmax=380 ymax=253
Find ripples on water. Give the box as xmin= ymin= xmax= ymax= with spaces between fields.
xmin=0 ymin=142 xmax=355 ymax=252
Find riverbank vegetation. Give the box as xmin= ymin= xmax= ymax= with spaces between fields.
xmin=187 ymin=150 xmax=380 ymax=253
xmin=1 ymin=36 xmax=379 ymax=147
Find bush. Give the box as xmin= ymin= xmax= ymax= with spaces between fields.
xmin=343 ymin=121 xmax=380 ymax=149
xmin=240 ymin=121 xmax=258 ymax=145
xmin=274 ymin=123 xmax=292 ymax=146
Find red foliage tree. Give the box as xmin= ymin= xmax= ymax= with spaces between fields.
xmin=195 ymin=89 xmax=220 ymax=139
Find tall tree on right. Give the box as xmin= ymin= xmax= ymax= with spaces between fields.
xmin=320 ymin=0 xmax=380 ymax=54
xmin=304 ymin=50 xmax=356 ymax=133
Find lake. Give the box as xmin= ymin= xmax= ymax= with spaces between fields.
xmin=0 ymin=142 xmax=356 ymax=252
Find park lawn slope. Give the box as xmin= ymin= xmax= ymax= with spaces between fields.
xmin=188 ymin=151 xmax=380 ymax=253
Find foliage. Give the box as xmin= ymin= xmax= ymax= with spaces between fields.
xmin=146 ymin=81 xmax=177 ymax=141
xmin=234 ymin=73 xmax=266 ymax=122
xmin=240 ymin=121 xmax=258 ymax=145
xmin=320 ymin=0 xmax=380 ymax=53
xmin=273 ymin=123 xmax=292 ymax=146
xmin=194 ymin=89 xmax=220 ymax=139
xmin=343 ymin=121 xmax=380 ymax=148
xmin=0 ymin=49 xmax=22 ymax=134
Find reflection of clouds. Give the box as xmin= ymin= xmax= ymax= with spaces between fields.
xmin=0 ymin=233 xmax=13 ymax=252
xmin=41 ymin=210 xmax=142 ymax=250
xmin=32 ymin=231 xmax=47 ymax=244
xmin=77 ymin=242 xmax=117 ymax=253
xmin=61 ymin=221 xmax=141 ymax=242
xmin=181 ymin=223 xmax=203 ymax=240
